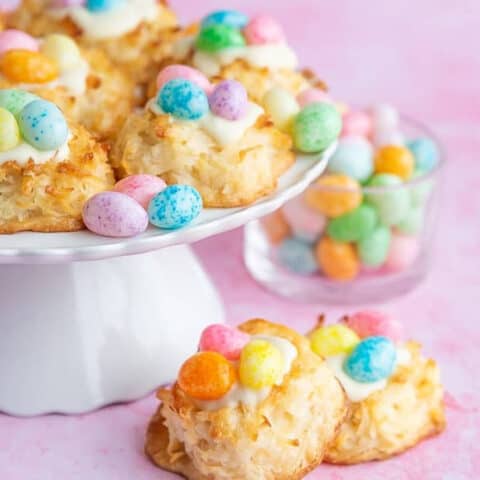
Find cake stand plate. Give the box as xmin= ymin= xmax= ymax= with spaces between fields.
xmin=0 ymin=148 xmax=332 ymax=416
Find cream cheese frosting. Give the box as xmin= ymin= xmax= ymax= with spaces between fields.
xmin=0 ymin=136 xmax=70 ymax=166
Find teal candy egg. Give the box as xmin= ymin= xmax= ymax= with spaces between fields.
xmin=407 ymin=137 xmax=439 ymax=172
xmin=396 ymin=205 xmax=424 ymax=235
xmin=196 ymin=24 xmax=246 ymax=52
xmin=327 ymin=203 xmax=377 ymax=242
xmin=327 ymin=136 xmax=373 ymax=182
xmin=86 ymin=0 xmax=125 ymax=13
xmin=357 ymin=224 xmax=391 ymax=267
xmin=365 ymin=174 xmax=409 ymax=226
xmin=293 ymin=102 xmax=342 ymax=153
xmin=410 ymin=169 xmax=434 ymax=207
xmin=343 ymin=336 xmax=396 ymax=383
xmin=18 ymin=99 xmax=68 ymax=151
xmin=277 ymin=237 xmax=318 ymax=275
xmin=201 ymin=10 xmax=249 ymax=29
xmin=0 ymin=89 xmax=37 ymax=116
xmin=158 ymin=79 xmax=209 ymax=121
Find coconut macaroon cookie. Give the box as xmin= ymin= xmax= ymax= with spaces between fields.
xmin=112 ymin=67 xmax=295 ymax=207
xmin=0 ymin=90 xmax=114 ymax=232
xmin=0 ymin=29 xmax=134 ymax=140
xmin=308 ymin=311 xmax=446 ymax=464
xmin=146 ymin=319 xmax=348 ymax=480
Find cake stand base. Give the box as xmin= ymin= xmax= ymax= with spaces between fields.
xmin=0 ymin=245 xmax=224 ymax=416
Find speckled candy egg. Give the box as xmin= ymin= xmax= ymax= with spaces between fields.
xmin=315 ymin=236 xmax=360 ymax=281
xmin=277 ymin=237 xmax=318 ymax=275
xmin=244 ymin=15 xmax=285 ymax=45
xmin=0 ymin=107 xmax=20 ymax=152
xmin=0 ymin=30 xmax=38 ymax=56
xmin=410 ymin=169 xmax=434 ymax=207
xmin=263 ymin=86 xmax=300 ymax=132
xmin=196 ymin=24 xmax=246 ymax=53
xmin=156 ymin=65 xmax=212 ymax=94
xmin=261 ymin=210 xmax=291 ymax=245
xmin=158 ymin=79 xmax=209 ymax=121
xmin=199 ymin=324 xmax=250 ymax=361
xmin=384 ymin=233 xmax=419 ymax=272
xmin=0 ymin=89 xmax=37 ymax=116
xmin=1 ymin=50 xmax=58 ymax=84
xmin=148 ymin=184 xmax=202 ymax=230
xmin=0 ymin=0 xmax=21 ymax=12
xmin=297 ymin=88 xmax=332 ymax=108
xmin=396 ymin=205 xmax=424 ymax=235
xmin=86 ymin=0 xmax=125 ymax=13
xmin=113 ymin=174 xmax=166 ymax=209
xmin=310 ymin=325 xmax=360 ymax=357
xmin=375 ymin=145 xmax=415 ymax=180
xmin=407 ymin=137 xmax=439 ymax=172
xmin=357 ymin=224 xmax=391 ymax=267
xmin=293 ymin=102 xmax=342 ymax=153
xmin=282 ymin=196 xmax=326 ymax=242
xmin=209 ymin=80 xmax=248 ymax=120
xmin=342 ymin=310 xmax=404 ymax=342
xmin=201 ymin=10 xmax=249 ymax=29
xmin=343 ymin=336 xmax=397 ymax=383
xmin=18 ymin=99 xmax=68 ymax=151
xmin=83 ymin=192 xmax=149 ymax=238
xmin=327 ymin=203 xmax=377 ymax=243
xmin=341 ymin=110 xmax=372 ymax=138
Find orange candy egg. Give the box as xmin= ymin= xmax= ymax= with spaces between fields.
xmin=315 ymin=236 xmax=359 ymax=281
xmin=261 ymin=210 xmax=291 ymax=245
xmin=305 ymin=174 xmax=362 ymax=218
xmin=177 ymin=351 xmax=236 ymax=401
xmin=374 ymin=145 xmax=414 ymax=180
xmin=1 ymin=49 xmax=58 ymax=84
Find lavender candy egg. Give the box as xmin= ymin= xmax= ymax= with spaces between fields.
xmin=51 ymin=0 xmax=85 ymax=6
xmin=209 ymin=80 xmax=248 ymax=121
xmin=83 ymin=192 xmax=149 ymax=238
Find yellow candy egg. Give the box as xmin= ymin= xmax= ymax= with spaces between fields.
xmin=310 ymin=324 xmax=360 ymax=357
xmin=374 ymin=145 xmax=415 ymax=180
xmin=239 ymin=339 xmax=284 ymax=389
xmin=41 ymin=34 xmax=81 ymax=71
xmin=262 ymin=86 xmax=300 ymax=132
xmin=1 ymin=50 xmax=58 ymax=84
xmin=0 ymin=107 xmax=20 ymax=152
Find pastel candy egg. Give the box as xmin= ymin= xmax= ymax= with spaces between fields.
xmin=244 ymin=15 xmax=285 ymax=45
xmin=396 ymin=205 xmax=424 ymax=235
xmin=209 ymin=80 xmax=248 ymax=121
xmin=341 ymin=110 xmax=372 ymax=138
xmin=82 ymin=192 xmax=149 ymax=237
xmin=51 ymin=0 xmax=86 ymax=6
xmin=158 ymin=79 xmax=209 ymax=121
xmin=293 ymin=102 xmax=342 ymax=153
xmin=261 ymin=210 xmax=291 ymax=245
xmin=178 ymin=351 xmax=236 ymax=401
xmin=370 ymin=103 xmax=399 ymax=132
xmin=343 ymin=336 xmax=397 ymax=383
xmin=410 ymin=169 xmax=434 ymax=207
xmin=327 ymin=135 xmax=374 ymax=182
xmin=310 ymin=325 xmax=360 ymax=357
xmin=86 ymin=0 xmax=125 ymax=13
xmin=342 ymin=310 xmax=404 ymax=342
xmin=199 ymin=324 xmax=250 ymax=361
xmin=315 ymin=236 xmax=360 ymax=281
xmin=156 ymin=65 xmax=212 ymax=94
xmin=201 ymin=10 xmax=249 ymax=30
xmin=18 ymin=99 xmax=68 ymax=151
xmin=372 ymin=129 xmax=404 ymax=148
xmin=40 ymin=34 xmax=81 ymax=71
xmin=263 ymin=86 xmax=300 ymax=132
xmin=305 ymin=174 xmax=362 ymax=218
xmin=277 ymin=237 xmax=318 ymax=275
xmin=196 ymin=24 xmax=246 ymax=53
xmin=1 ymin=50 xmax=58 ymax=84
xmin=327 ymin=203 xmax=377 ymax=243
xmin=0 ymin=30 xmax=38 ymax=56
xmin=239 ymin=339 xmax=284 ymax=389
xmin=365 ymin=174 xmax=410 ymax=226
xmin=0 ymin=0 xmax=21 ymax=13
xmin=407 ymin=137 xmax=439 ymax=172
xmin=384 ymin=233 xmax=419 ymax=272
xmin=297 ymin=88 xmax=332 ymax=108
xmin=357 ymin=224 xmax=391 ymax=267
xmin=0 ymin=107 xmax=20 ymax=152
xmin=113 ymin=174 xmax=166 ymax=209
xmin=375 ymin=145 xmax=415 ymax=180
xmin=282 ymin=196 xmax=326 ymax=242
xmin=0 ymin=89 xmax=37 ymax=116
xmin=148 ymin=184 xmax=202 ymax=230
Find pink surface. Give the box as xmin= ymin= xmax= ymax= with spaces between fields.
xmin=1 ymin=1 xmax=479 ymax=479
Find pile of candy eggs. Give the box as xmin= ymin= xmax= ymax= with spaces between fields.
xmin=0 ymin=30 xmax=82 ymax=85
xmin=0 ymin=89 xmax=68 ymax=151
xmin=177 ymin=324 xmax=288 ymax=401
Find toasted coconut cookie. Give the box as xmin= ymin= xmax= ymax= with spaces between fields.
xmin=308 ymin=312 xmax=446 ymax=464
xmin=146 ymin=319 xmax=348 ymax=480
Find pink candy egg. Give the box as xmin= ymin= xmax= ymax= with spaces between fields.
xmin=156 ymin=65 xmax=212 ymax=94
xmin=297 ymin=88 xmax=332 ymax=108
xmin=342 ymin=310 xmax=404 ymax=342
xmin=83 ymin=192 xmax=149 ymax=238
xmin=244 ymin=15 xmax=286 ymax=45
xmin=384 ymin=234 xmax=420 ymax=272
xmin=113 ymin=174 xmax=166 ymax=210
xmin=341 ymin=110 xmax=372 ymax=138
xmin=199 ymin=324 xmax=250 ymax=361
xmin=0 ymin=0 xmax=21 ymax=12
xmin=282 ymin=196 xmax=326 ymax=242
xmin=50 ymin=0 xmax=85 ymax=6
xmin=0 ymin=30 xmax=39 ymax=56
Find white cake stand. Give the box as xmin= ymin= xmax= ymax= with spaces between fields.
xmin=0 ymin=148 xmax=333 ymax=416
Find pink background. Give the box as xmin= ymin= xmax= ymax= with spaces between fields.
xmin=1 ymin=1 xmax=479 ymax=479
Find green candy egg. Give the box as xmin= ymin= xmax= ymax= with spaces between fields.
xmin=293 ymin=102 xmax=342 ymax=153
xmin=0 ymin=89 xmax=37 ymax=117
xmin=396 ymin=205 xmax=424 ymax=235
xmin=365 ymin=174 xmax=410 ymax=226
xmin=357 ymin=225 xmax=391 ymax=267
xmin=410 ymin=169 xmax=434 ymax=207
xmin=0 ymin=107 xmax=20 ymax=152
xmin=196 ymin=24 xmax=246 ymax=52
xmin=327 ymin=203 xmax=377 ymax=242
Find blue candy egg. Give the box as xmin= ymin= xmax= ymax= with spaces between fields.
xmin=407 ymin=137 xmax=439 ymax=172
xmin=18 ymin=99 xmax=68 ymax=151
xmin=343 ymin=336 xmax=397 ymax=383
xmin=277 ymin=237 xmax=318 ymax=275
xmin=158 ymin=79 xmax=209 ymax=121
xmin=86 ymin=0 xmax=125 ymax=13
xmin=148 ymin=184 xmax=202 ymax=229
xmin=201 ymin=10 xmax=249 ymax=29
